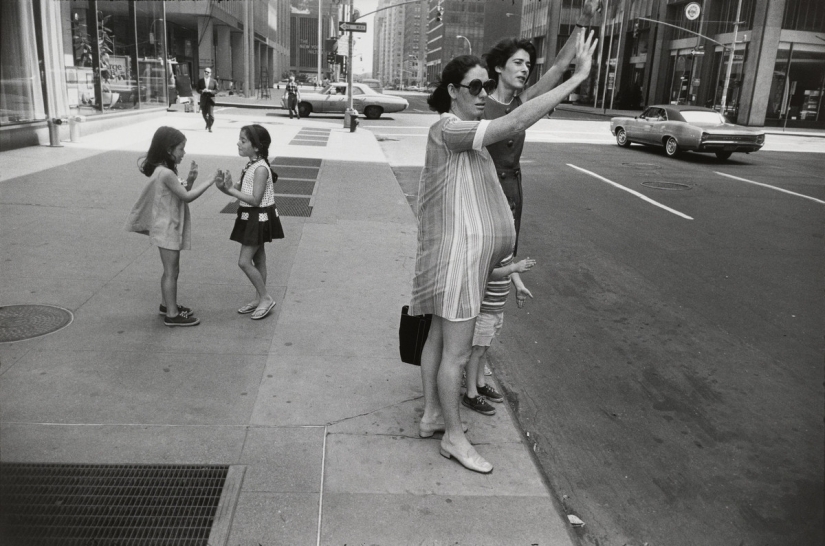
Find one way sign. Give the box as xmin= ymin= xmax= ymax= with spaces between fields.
xmin=339 ymin=21 xmax=367 ymax=32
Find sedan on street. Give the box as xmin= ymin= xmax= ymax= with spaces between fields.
xmin=610 ymin=105 xmax=765 ymax=160
xmin=283 ymin=82 xmax=408 ymax=119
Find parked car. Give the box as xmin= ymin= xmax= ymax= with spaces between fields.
xmin=609 ymin=105 xmax=765 ymax=160
xmin=282 ymin=82 xmax=408 ymax=119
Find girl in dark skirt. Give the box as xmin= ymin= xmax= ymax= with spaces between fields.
xmin=218 ymin=124 xmax=284 ymax=320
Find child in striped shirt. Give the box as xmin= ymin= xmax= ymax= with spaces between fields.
xmin=462 ymin=254 xmax=536 ymax=415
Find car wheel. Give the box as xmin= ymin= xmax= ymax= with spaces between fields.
xmin=298 ymin=103 xmax=311 ymax=117
xmin=664 ymin=136 xmax=680 ymax=157
xmin=364 ymin=105 xmax=383 ymax=119
xmin=715 ymin=151 xmax=732 ymax=160
xmin=615 ymin=127 xmax=631 ymax=147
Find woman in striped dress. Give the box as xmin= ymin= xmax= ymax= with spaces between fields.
xmin=410 ymin=32 xmax=597 ymax=473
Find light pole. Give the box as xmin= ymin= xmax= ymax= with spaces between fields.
xmin=456 ymin=35 xmax=471 ymax=55
xmin=719 ymin=0 xmax=743 ymax=116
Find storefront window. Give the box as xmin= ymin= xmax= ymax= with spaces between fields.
xmin=61 ymin=0 xmax=166 ymax=117
xmin=0 ymin=0 xmax=47 ymax=124
xmin=765 ymin=45 xmax=825 ymax=127
xmin=709 ymin=44 xmax=748 ymax=119
xmin=667 ymin=52 xmax=706 ymax=107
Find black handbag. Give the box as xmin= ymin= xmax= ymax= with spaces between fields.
xmin=399 ymin=305 xmax=432 ymax=366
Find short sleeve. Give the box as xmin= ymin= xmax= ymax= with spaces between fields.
xmin=441 ymin=115 xmax=487 ymax=153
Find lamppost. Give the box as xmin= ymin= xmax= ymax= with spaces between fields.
xmin=456 ymin=35 xmax=471 ymax=55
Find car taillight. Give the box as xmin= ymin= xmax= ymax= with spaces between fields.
xmin=701 ymin=132 xmax=709 ymax=142
xmin=757 ymin=134 xmax=765 ymax=144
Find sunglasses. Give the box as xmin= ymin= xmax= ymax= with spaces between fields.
xmin=457 ymin=78 xmax=496 ymax=96
xmin=205 ymin=71 xmax=211 ymax=74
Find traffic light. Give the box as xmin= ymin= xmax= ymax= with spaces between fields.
xmin=632 ymin=21 xmax=640 ymax=38
xmin=436 ymin=5 xmax=443 ymax=22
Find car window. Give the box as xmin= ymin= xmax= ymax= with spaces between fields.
xmin=649 ymin=108 xmax=666 ymax=121
xmin=640 ymin=107 xmax=654 ymax=119
xmin=680 ymin=111 xmax=726 ymax=124
xmin=352 ymin=87 xmax=364 ymax=95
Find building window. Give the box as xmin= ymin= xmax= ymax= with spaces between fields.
xmin=765 ymin=45 xmax=825 ymax=126
xmin=782 ymin=0 xmax=825 ymax=32
xmin=0 ymin=0 xmax=47 ymax=124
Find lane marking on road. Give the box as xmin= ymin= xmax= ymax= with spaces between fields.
xmin=567 ymin=164 xmax=694 ymax=220
xmin=714 ymin=171 xmax=825 ymax=205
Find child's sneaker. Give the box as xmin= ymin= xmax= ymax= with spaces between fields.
xmin=462 ymin=394 xmax=496 ymax=416
xmin=159 ymin=304 xmax=192 ymax=316
xmin=164 ymin=311 xmax=200 ymax=327
xmin=476 ymin=383 xmax=504 ymax=403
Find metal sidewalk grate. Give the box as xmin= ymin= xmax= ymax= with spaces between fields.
xmin=289 ymin=128 xmax=330 ymax=147
xmin=0 ymin=305 xmax=73 ymax=343
xmin=273 ymin=157 xmax=322 ymax=167
xmin=0 ymin=463 xmax=229 ymax=545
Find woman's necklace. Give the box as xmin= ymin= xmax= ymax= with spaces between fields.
xmin=490 ymin=88 xmax=515 ymax=105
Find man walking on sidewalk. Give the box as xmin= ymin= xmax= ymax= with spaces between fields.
xmin=197 ymin=67 xmax=218 ymax=132
xmin=285 ymin=75 xmax=301 ymax=119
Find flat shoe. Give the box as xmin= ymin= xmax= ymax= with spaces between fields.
xmin=418 ymin=420 xmax=469 ymax=438
xmin=439 ymin=441 xmax=492 ymax=474
xmin=237 ymin=302 xmax=258 ymax=314
xmin=251 ymin=300 xmax=276 ymax=320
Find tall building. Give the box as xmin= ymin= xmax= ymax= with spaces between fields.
xmin=425 ymin=0 xmax=521 ymax=86
xmin=1 ymin=0 xmax=290 ymax=151
xmin=518 ymin=0 xmax=825 ymax=128
xmin=289 ymin=0 xmax=340 ymax=81
xmin=373 ymin=0 xmax=428 ymax=88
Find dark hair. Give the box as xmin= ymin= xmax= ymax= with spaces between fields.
xmin=484 ymin=38 xmax=537 ymax=83
xmin=241 ymin=124 xmax=271 ymax=160
xmin=138 ymin=126 xmax=186 ymax=177
xmin=241 ymin=124 xmax=278 ymax=183
xmin=427 ymin=55 xmax=485 ymax=114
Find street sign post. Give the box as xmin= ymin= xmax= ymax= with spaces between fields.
xmin=339 ymin=21 xmax=367 ymax=32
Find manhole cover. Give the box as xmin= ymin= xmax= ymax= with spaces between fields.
xmin=641 ymin=181 xmax=692 ymax=191
xmin=0 ymin=305 xmax=73 ymax=343
xmin=622 ymin=162 xmax=662 ymax=170
xmin=0 ymin=463 xmax=234 ymax=545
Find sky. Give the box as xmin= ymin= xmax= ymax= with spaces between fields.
xmin=348 ymin=0 xmax=378 ymax=75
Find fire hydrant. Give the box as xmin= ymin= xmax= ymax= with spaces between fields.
xmin=69 ymin=116 xmax=83 ymax=142
xmin=344 ymin=108 xmax=358 ymax=132
xmin=47 ymin=118 xmax=64 ymax=147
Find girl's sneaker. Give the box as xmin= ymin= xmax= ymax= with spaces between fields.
xmin=164 ymin=311 xmax=200 ymax=327
xmin=462 ymin=394 xmax=496 ymax=416
xmin=476 ymin=383 xmax=504 ymax=403
xmin=159 ymin=304 xmax=192 ymax=316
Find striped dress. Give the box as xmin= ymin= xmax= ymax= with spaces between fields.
xmin=408 ymin=114 xmax=516 ymax=321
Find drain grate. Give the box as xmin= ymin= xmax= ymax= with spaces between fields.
xmin=0 ymin=305 xmax=73 ymax=343
xmin=0 ymin=463 xmax=229 ymax=545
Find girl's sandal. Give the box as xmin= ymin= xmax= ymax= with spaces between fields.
xmin=237 ymin=302 xmax=258 ymax=314
xmin=251 ymin=300 xmax=276 ymax=320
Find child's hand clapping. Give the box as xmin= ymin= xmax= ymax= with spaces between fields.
xmin=185 ymin=160 xmax=198 ymax=189
xmin=512 ymin=257 xmax=536 ymax=274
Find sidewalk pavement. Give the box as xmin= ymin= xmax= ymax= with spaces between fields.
xmin=0 ymin=110 xmax=577 ymax=545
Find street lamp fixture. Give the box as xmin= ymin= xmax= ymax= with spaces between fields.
xmin=456 ymin=35 xmax=471 ymax=55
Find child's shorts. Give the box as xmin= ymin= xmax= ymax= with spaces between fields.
xmin=473 ymin=311 xmax=504 ymax=347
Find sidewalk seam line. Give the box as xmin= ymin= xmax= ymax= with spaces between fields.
xmin=316 ymin=425 xmax=327 ymax=546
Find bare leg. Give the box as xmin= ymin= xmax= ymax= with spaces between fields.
xmin=420 ymin=316 xmax=445 ymax=425
xmin=465 ymin=345 xmax=488 ymax=399
xmin=437 ymin=316 xmax=492 ymax=472
xmin=238 ymin=244 xmax=271 ymax=306
xmin=159 ymin=248 xmax=181 ymax=317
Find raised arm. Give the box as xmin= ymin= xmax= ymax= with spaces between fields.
xmin=520 ymin=0 xmax=602 ymax=103
xmin=483 ymin=31 xmax=597 ymax=147
xmin=223 ymin=165 xmax=268 ymax=206
xmin=161 ymin=167 xmax=217 ymax=203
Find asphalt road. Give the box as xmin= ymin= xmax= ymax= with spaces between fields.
xmin=493 ymin=145 xmax=824 ymax=546
xmin=383 ymin=126 xmax=824 ymax=545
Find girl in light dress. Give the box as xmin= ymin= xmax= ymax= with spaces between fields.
xmin=126 ymin=126 xmax=220 ymax=327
